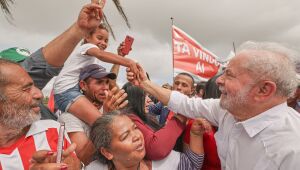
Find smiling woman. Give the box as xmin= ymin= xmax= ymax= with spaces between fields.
xmin=86 ymin=110 xmax=205 ymax=170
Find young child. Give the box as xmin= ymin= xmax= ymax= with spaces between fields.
xmin=54 ymin=23 xmax=136 ymax=125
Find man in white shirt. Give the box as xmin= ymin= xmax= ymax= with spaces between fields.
xmin=127 ymin=41 xmax=300 ymax=170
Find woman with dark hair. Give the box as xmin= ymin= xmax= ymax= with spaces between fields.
xmin=122 ymin=82 xmax=160 ymax=130
xmin=86 ymin=111 xmax=206 ymax=170
xmin=121 ymin=82 xmax=187 ymax=160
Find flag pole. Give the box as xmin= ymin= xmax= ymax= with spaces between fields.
xmin=232 ymin=42 xmax=236 ymax=55
xmin=171 ymin=17 xmax=175 ymax=84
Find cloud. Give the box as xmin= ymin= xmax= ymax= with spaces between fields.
xmin=1 ymin=0 xmax=300 ymax=93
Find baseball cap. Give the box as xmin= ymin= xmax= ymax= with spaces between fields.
xmin=79 ymin=64 xmax=117 ymax=81
xmin=0 ymin=47 xmax=31 ymax=63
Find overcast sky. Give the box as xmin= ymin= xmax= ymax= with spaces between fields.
xmin=1 ymin=0 xmax=300 ymax=95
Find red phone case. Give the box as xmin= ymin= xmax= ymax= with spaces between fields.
xmin=122 ymin=36 xmax=134 ymax=55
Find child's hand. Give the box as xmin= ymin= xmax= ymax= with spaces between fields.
xmin=128 ymin=60 xmax=139 ymax=77
xmin=126 ymin=63 xmax=148 ymax=86
xmin=190 ymin=118 xmax=212 ymax=136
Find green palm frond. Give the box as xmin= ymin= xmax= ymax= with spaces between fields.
xmin=111 ymin=0 xmax=131 ymax=28
xmin=0 ymin=0 xmax=131 ymax=39
xmin=103 ymin=13 xmax=116 ymax=40
xmin=0 ymin=0 xmax=13 ymax=15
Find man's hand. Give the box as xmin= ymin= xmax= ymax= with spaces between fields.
xmin=190 ymin=118 xmax=212 ymax=136
xmin=77 ymin=3 xmax=103 ymax=37
xmin=126 ymin=64 xmax=148 ymax=86
xmin=29 ymin=143 xmax=81 ymax=170
xmin=103 ymin=87 xmax=128 ymax=113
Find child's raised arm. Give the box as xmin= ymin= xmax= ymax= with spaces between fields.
xmin=86 ymin=47 xmax=139 ymax=75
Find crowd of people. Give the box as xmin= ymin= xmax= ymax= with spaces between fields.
xmin=0 ymin=2 xmax=300 ymax=170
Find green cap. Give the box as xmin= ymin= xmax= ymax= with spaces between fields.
xmin=0 ymin=47 xmax=31 ymax=63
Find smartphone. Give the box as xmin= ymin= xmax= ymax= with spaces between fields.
xmin=121 ymin=35 xmax=134 ymax=55
xmin=56 ymin=122 xmax=65 ymax=163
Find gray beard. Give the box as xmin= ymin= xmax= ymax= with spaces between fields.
xmin=0 ymin=102 xmax=41 ymax=130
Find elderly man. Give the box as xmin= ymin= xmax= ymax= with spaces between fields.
xmin=128 ymin=41 xmax=300 ymax=170
xmin=58 ymin=64 xmax=127 ymax=165
xmin=0 ymin=3 xmax=103 ymax=169
xmin=0 ymin=3 xmax=103 ymax=121
xmin=0 ymin=59 xmax=80 ymax=169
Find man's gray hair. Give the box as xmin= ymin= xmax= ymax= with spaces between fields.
xmin=0 ymin=59 xmax=19 ymax=101
xmin=237 ymin=41 xmax=299 ymax=97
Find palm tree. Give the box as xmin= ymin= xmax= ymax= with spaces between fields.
xmin=103 ymin=0 xmax=131 ymax=39
xmin=0 ymin=0 xmax=130 ymax=39
xmin=0 ymin=0 xmax=12 ymax=15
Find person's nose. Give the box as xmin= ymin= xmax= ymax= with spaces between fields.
xmin=32 ymin=86 xmax=43 ymax=101
xmin=176 ymin=84 xmax=183 ymax=91
xmin=132 ymin=131 xmax=141 ymax=142
xmin=216 ymin=75 xmax=224 ymax=86
xmin=103 ymin=84 xmax=109 ymax=90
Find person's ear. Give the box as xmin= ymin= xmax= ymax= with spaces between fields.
xmin=100 ymin=147 xmax=114 ymax=160
xmin=79 ymin=80 xmax=87 ymax=92
xmin=254 ymin=80 xmax=276 ymax=101
xmin=189 ymin=84 xmax=196 ymax=96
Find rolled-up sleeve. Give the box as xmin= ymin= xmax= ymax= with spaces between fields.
xmin=21 ymin=48 xmax=62 ymax=90
xmin=168 ymin=91 xmax=225 ymax=127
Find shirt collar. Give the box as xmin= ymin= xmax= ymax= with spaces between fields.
xmin=26 ymin=120 xmax=55 ymax=137
xmin=239 ymin=102 xmax=287 ymax=138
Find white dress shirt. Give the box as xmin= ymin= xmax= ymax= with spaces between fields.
xmin=168 ymin=91 xmax=300 ymax=170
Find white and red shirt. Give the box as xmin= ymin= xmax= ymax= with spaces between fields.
xmin=0 ymin=120 xmax=71 ymax=170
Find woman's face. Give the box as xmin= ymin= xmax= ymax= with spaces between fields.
xmin=106 ymin=116 xmax=145 ymax=164
xmin=144 ymin=94 xmax=153 ymax=113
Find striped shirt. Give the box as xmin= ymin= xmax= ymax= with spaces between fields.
xmin=0 ymin=120 xmax=71 ymax=170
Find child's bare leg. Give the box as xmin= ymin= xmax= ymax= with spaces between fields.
xmin=68 ymin=96 xmax=102 ymax=126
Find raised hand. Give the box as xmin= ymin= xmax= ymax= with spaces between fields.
xmin=103 ymin=87 xmax=128 ymax=113
xmin=126 ymin=63 xmax=148 ymax=86
xmin=190 ymin=118 xmax=212 ymax=136
xmin=76 ymin=3 xmax=103 ymax=37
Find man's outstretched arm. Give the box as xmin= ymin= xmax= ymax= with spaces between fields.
xmin=43 ymin=3 xmax=103 ymax=67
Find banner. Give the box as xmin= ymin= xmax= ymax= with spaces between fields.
xmin=48 ymin=89 xmax=55 ymax=113
xmin=172 ymin=25 xmax=220 ymax=81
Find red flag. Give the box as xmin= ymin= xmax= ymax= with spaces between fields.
xmin=172 ymin=25 xmax=220 ymax=81
xmin=48 ymin=89 xmax=55 ymax=113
